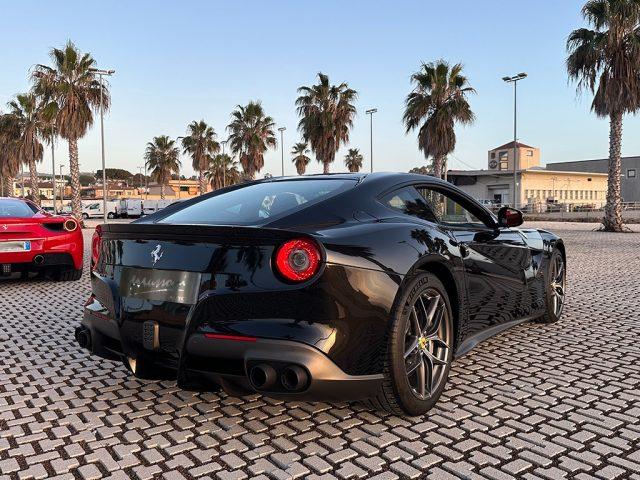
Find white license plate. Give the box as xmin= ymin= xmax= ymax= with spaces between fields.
xmin=0 ymin=241 xmax=31 ymax=253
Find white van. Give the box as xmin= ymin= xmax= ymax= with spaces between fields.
xmin=118 ymin=199 xmax=144 ymax=218
xmin=142 ymin=199 xmax=158 ymax=216
xmin=82 ymin=201 xmax=119 ymax=219
xmin=142 ymin=199 xmax=177 ymax=216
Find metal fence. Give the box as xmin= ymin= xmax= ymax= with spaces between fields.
xmin=486 ymin=202 xmax=640 ymax=222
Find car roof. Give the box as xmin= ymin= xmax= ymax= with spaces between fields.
xmin=0 ymin=197 xmax=31 ymax=202
xmin=257 ymin=172 xmax=451 ymax=188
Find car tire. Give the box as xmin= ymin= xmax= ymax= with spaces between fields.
xmin=107 ymin=212 xmax=115 ymax=219
xmin=57 ymin=267 xmax=83 ymax=281
xmin=367 ymin=273 xmax=454 ymax=416
xmin=537 ymin=248 xmax=566 ymax=324
xmin=81 ymin=213 xmax=89 ymax=220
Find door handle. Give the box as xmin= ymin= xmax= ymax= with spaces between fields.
xmin=459 ymin=243 xmax=470 ymax=258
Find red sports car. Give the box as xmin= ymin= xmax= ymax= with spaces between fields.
xmin=0 ymin=197 xmax=83 ymax=280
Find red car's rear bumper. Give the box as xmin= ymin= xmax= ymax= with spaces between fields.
xmin=0 ymin=230 xmax=83 ymax=270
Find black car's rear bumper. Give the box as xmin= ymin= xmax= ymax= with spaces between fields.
xmin=78 ymin=305 xmax=383 ymax=402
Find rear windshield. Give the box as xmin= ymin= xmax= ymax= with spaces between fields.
xmin=0 ymin=199 xmax=39 ymax=218
xmin=158 ymin=179 xmax=356 ymax=225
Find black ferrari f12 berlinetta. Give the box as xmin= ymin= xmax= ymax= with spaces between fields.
xmin=77 ymin=173 xmax=566 ymax=415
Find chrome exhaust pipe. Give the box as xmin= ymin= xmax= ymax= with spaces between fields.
xmin=249 ymin=364 xmax=277 ymax=390
xmin=281 ymin=365 xmax=309 ymax=392
xmin=33 ymin=255 xmax=44 ymax=265
xmin=74 ymin=326 xmax=92 ymax=350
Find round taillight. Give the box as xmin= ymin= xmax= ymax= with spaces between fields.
xmin=63 ymin=218 xmax=78 ymax=232
xmin=91 ymin=225 xmax=102 ymax=268
xmin=274 ymin=238 xmax=321 ymax=282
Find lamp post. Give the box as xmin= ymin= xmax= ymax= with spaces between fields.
xmin=176 ymin=136 xmax=184 ymax=198
xmin=502 ymin=73 xmax=527 ymax=208
xmin=365 ymin=108 xmax=377 ymax=173
xmin=50 ymin=125 xmax=56 ymax=211
xmin=20 ymin=162 xmax=25 ymax=197
xmin=221 ymin=140 xmax=228 ymax=187
xmin=137 ymin=166 xmax=144 ymax=194
xmin=278 ymin=127 xmax=286 ymax=176
xmin=59 ymin=164 xmax=65 ymax=212
xmin=89 ymin=67 xmax=115 ymax=222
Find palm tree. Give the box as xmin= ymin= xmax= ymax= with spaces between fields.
xmin=32 ymin=41 xmax=108 ymax=220
xmin=344 ymin=148 xmax=363 ymax=172
xmin=1 ymin=111 xmax=23 ymax=198
xmin=181 ymin=120 xmax=220 ymax=195
xmin=291 ymin=142 xmax=311 ymax=175
xmin=567 ymin=0 xmax=640 ymax=232
xmin=205 ymin=153 xmax=241 ymax=190
xmin=403 ymin=60 xmax=475 ymax=179
xmin=144 ymin=136 xmax=180 ymax=199
xmin=6 ymin=94 xmax=48 ymax=205
xmin=227 ymin=101 xmax=277 ymax=179
xmin=0 ymin=113 xmax=21 ymax=197
xmin=296 ymin=73 xmax=357 ymax=174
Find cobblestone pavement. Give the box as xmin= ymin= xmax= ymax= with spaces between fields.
xmin=1 ymin=223 xmax=639 ymax=480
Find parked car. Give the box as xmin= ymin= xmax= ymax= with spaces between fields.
xmin=0 ymin=197 xmax=83 ymax=280
xmin=76 ymin=173 xmax=566 ymax=415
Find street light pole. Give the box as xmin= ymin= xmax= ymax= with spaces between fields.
xmin=502 ymin=73 xmax=527 ymax=208
xmin=89 ymin=67 xmax=115 ymax=222
xmin=176 ymin=136 xmax=184 ymax=198
xmin=221 ymin=140 xmax=228 ymax=188
xmin=50 ymin=125 xmax=56 ymax=212
xmin=20 ymin=162 xmax=25 ymax=197
xmin=278 ymin=127 xmax=286 ymax=176
xmin=138 ymin=166 xmax=144 ymax=193
xmin=365 ymin=108 xmax=377 ymax=173
xmin=59 ymin=164 xmax=65 ymax=211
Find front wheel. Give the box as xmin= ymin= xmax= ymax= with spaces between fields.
xmin=538 ymin=248 xmax=566 ymax=324
xmin=107 ymin=212 xmax=115 ymax=219
xmin=368 ymin=273 xmax=454 ymax=416
xmin=81 ymin=213 xmax=89 ymax=220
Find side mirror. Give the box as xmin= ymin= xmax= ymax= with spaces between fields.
xmin=497 ymin=206 xmax=523 ymax=228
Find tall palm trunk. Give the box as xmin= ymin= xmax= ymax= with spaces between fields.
xmin=323 ymin=162 xmax=330 ymax=174
xmin=68 ymin=138 xmax=82 ymax=222
xmin=433 ymin=155 xmax=445 ymax=179
xmin=160 ymin=183 xmax=165 ymax=200
xmin=603 ymin=112 xmax=623 ymax=232
xmin=28 ymin=157 xmax=40 ymax=206
xmin=199 ymin=170 xmax=207 ymax=195
xmin=2 ymin=176 xmax=14 ymax=197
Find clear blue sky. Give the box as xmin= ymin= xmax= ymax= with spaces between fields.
xmin=2 ymin=0 xmax=639 ymax=178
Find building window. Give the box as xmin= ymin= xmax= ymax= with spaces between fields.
xmin=526 ymin=150 xmax=533 ymax=156
xmin=490 ymin=152 xmax=496 ymax=159
xmin=500 ymin=161 xmax=508 ymax=171
xmin=628 ymin=169 xmax=636 ymax=178
xmin=499 ymin=151 xmax=508 ymax=159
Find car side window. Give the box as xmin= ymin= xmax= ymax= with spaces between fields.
xmin=415 ymin=186 xmax=490 ymax=229
xmin=381 ymin=187 xmax=438 ymax=223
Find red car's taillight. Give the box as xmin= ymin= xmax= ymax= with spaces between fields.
xmin=91 ymin=225 xmax=102 ymax=269
xmin=63 ymin=218 xmax=78 ymax=232
xmin=274 ymin=238 xmax=321 ymax=282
